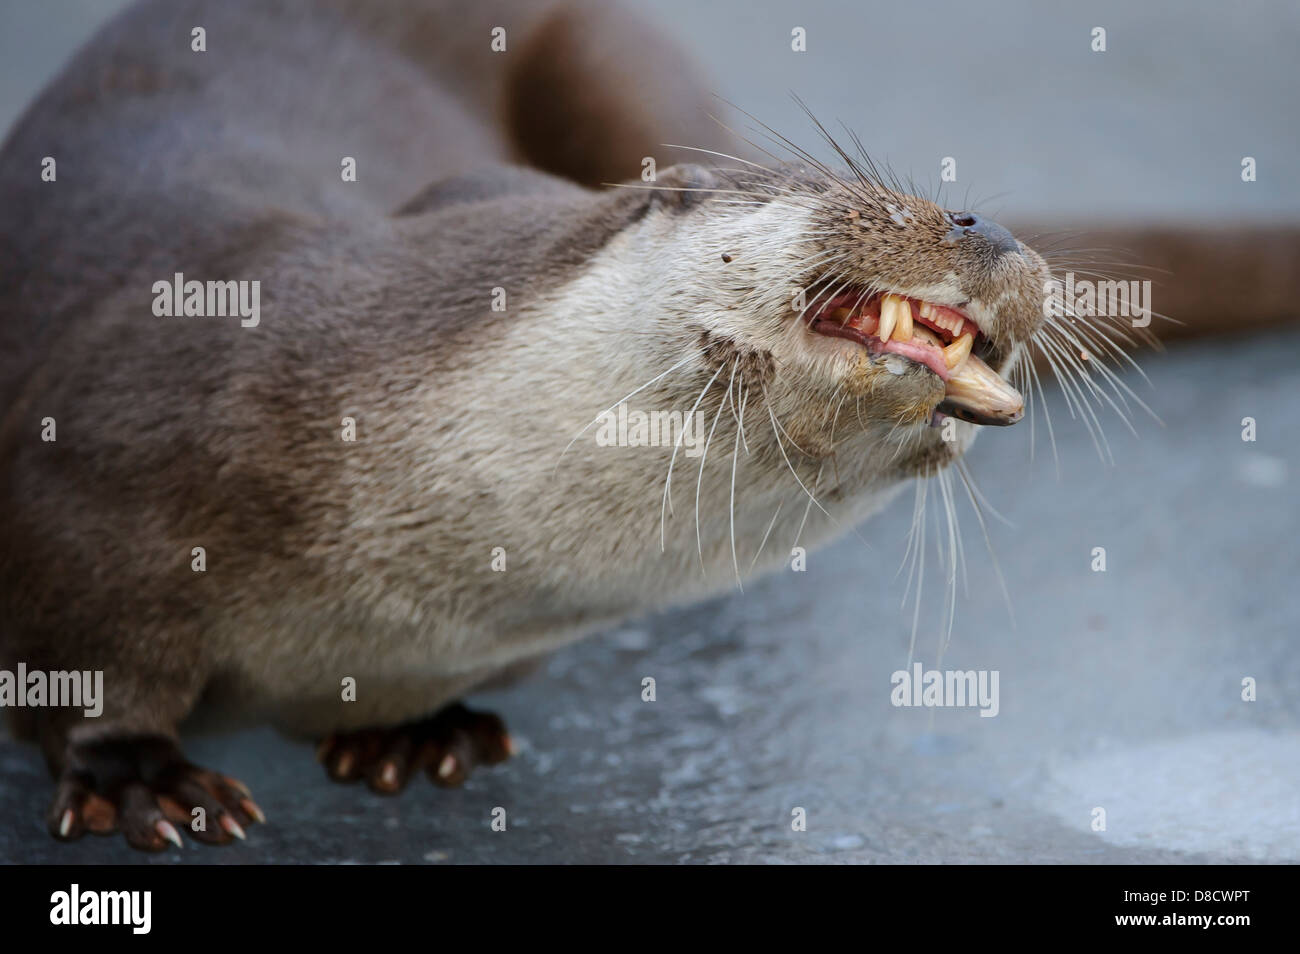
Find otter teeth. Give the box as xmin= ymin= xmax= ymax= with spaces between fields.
xmin=877 ymin=294 xmax=901 ymax=342
xmin=878 ymin=294 xmax=914 ymax=343
xmin=918 ymin=300 xmax=966 ymax=337
xmin=943 ymin=331 xmax=974 ymax=369
xmin=895 ymin=300 xmax=913 ymax=341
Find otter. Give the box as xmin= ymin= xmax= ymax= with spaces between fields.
xmin=0 ymin=0 xmax=1059 ymax=850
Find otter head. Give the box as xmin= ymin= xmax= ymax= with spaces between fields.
xmin=653 ymin=160 xmax=1052 ymax=490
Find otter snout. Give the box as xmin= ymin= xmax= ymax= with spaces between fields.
xmin=946 ymin=212 xmax=1021 ymax=257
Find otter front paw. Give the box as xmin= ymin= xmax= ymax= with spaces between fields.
xmin=48 ymin=735 xmax=264 ymax=851
xmin=317 ymin=702 xmax=514 ymax=794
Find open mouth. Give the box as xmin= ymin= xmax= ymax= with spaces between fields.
xmin=807 ymin=291 xmax=1024 ymax=426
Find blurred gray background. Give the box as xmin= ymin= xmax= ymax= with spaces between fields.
xmin=0 ymin=0 xmax=1296 ymax=864
xmin=5 ymin=0 xmax=1298 ymax=222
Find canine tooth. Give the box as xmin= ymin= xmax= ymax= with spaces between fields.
xmin=878 ymin=295 xmax=900 ymax=342
xmin=943 ymin=353 xmax=1024 ymax=425
xmin=895 ymin=301 xmax=913 ymax=341
xmin=944 ymin=331 xmax=974 ymax=369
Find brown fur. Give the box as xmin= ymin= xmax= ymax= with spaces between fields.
xmin=0 ymin=0 xmax=1055 ymax=824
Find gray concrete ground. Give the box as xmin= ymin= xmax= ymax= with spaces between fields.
xmin=2 ymin=331 xmax=1297 ymax=863
xmin=0 ymin=0 xmax=1297 ymax=864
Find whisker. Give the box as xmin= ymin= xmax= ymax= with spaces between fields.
xmin=660 ymin=361 xmax=727 ymax=551
xmin=556 ymin=350 xmax=700 ymax=477
xmin=748 ymin=490 xmax=789 ymax=573
xmin=695 ymin=358 xmax=738 ymax=574
xmin=1024 ymin=353 xmax=1060 ymax=477
xmin=955 ymin=460 xmax=1016 ymax=628
xmin=728 ymin=384 xmax=749 ymax=589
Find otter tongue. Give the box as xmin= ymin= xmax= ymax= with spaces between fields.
xmin=938 ymin=353 xmax=1024 ymax=426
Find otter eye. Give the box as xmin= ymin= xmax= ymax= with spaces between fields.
xmin=950 ymin=212 xmax=977 ymax=227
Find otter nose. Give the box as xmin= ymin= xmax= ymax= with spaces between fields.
xmin=948 ymin=212 xmax=1020 ymax=256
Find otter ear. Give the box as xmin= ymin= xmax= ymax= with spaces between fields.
xmin=647 ymin=163 xmax=724 ymax=210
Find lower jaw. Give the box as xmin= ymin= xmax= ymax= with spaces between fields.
xmin=810 ymin=318 xmax=1023 ymax=427
xmin=811 ymin=319 xmax=953 ymax=381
